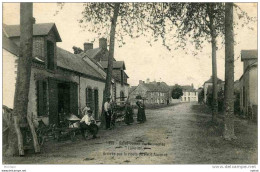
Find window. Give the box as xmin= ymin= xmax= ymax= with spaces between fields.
xmin=120 ymin=91 xmax=125 ymax=101
xmin=86 ymin=88 xmax=93 ymax=109
xmin=37 ymin=80 xmax=48 ymax=116
xmin=47 ymin=40 xmax=55 ymax=70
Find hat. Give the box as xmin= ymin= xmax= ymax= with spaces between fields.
xmin=87 ymin=109 xmax=93 ymax=113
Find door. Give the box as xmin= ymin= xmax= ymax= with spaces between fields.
xmin=48 ymin=78 xmax=58 ymax=125
xmin=70 ymin=82 xmax=78 ymax=116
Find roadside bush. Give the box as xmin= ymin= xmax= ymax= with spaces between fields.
xmin=206 ymin=89 xmax=224 ymax=112
xmin=198 ymin=88 xmax=204 ymax=104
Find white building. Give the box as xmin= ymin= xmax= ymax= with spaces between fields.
xmin=180 ymin=84 xmax=198 ymax=102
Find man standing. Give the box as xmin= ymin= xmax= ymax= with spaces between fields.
xmin=104 ymin=97 xmax=112 ymax=129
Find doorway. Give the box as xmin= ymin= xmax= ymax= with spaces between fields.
xmin=58 ymin=83 xmax=70 ymax=117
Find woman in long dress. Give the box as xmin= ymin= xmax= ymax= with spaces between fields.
xmin=124 ymin=101 xmax=134 ymax=125
xmin=136 ymin=100 xmax=146 ymax=123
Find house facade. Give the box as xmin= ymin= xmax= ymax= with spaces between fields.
xmin=129 ymin=80 xmax=170 ymax=105
xmin=239 ymin=50 xmax=258 ymax=120
xmin=180 ymin=84 xmax=198 ymax=102
xmin=79 ymin=38 xmax=130 ymax=102
xmin=3 ymin=23 xmax=106 ymax=126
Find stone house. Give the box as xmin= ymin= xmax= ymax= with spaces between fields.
xmin=78 ymin=39 xmax=129 ymax=102
xmin=129 ymin=80 xmax=170 ymax=105
xmin=180 ymin=84 xmax=198 ymax=102
xmin=239 ymin=50 xmax=257 ymax=120
xmin=3 ymin=23 xmax=107 ymax=126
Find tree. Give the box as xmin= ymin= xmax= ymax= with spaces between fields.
xmin=166 ymin=3 xmax=224 ymax=122
xmin=6 ymin=3 xmax=40 ymax=156
xmin=166 ymin=3 xmax=254 ymax=123
xmin=198 ymin=88 xmax=204 ymax=104
xmin=56 ymin=2 xmax=173 ymax=127
xmin=171 ymin=85 xmax=183 ymax=99
xmin=223 ymin=3 xmax=236 ymax=140
xmin=72 ymin=46 xmax=83 ymax=54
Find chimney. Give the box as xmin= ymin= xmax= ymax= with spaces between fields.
xmin=99 ymin=38 xmax=107 ymax=49
xmin=84 ymin=43 xmax=93 ymax=52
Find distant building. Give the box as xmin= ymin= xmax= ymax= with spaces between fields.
xmin=203 ymin=76 xmax=225 ymax=103
xmin=180 ymin=84 xmax=198 ymax=102
xmin=128 ymin=79 xmax=170 ymax=105
xmin=239 ymin=50 xmax=257 ymax=120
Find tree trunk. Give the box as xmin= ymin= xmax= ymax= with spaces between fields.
xmin=27 ymin=113 xmax=40 ymax=153
xmin=12 ymin=2 xmax=34 ymax=156
xmin=209 ymin=5 xmax=218 ymax=123
xmin=223 ymin=3 xmax=236 ymax=140
xmin=101 ymin=3 xmax=120 ymax=128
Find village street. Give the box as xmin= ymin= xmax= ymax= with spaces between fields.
xmin=4 ymin=103 xmax=257 ymax=164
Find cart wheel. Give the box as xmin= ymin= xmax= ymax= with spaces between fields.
xmin=70 ymin=131 xmax=76 ymax=141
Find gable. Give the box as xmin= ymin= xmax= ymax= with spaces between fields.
xmin=3 ymin=23 xmax=62 ymax=42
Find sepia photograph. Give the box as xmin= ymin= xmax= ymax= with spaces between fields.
xmin=1 ymin=1 xmax=258 ymax=170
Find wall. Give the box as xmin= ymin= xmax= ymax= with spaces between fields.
xmin=3 ymin=49 xmax=18 ymax=109
xmin=115 ymin=82 xmax=129 ymax=101
xmin=249 ymin=67 xmax=257 ymax=106
xmin=128 ymin=84 xmax=148 ymax=105
xmin=79 ymin=76 xmax=105 ymax=119
xmin=181 ymin=91 xmax=198 ymax=102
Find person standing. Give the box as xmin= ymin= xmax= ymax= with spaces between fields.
xmin=136 ymin=100 xmax=146 ymax=123
xmin=125 ymin=101 xmax=134 ymax=125
xmin=104 ymin=97 xmax=112 ymax=129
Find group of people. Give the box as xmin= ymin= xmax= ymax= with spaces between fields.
xmin=79 ymin=97 xmax=146 ymax=140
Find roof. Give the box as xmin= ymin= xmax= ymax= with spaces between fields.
xmin=2 ymin=33 xmax=19 ymax=56
xmin=3 ymin=23 xmax=62 ymax=42
xmin=100 ymin=61 xmax=126 ymax=70
xmin=57 ymin=47 xmax=105 ymax=80
xmin=204 ymin=76 xmax=223 ymax=84
xmin=81 ymin=48 xmax=102 ymax=59
xmin=129 ymin=86 xmax=137 ymax=94
xmin=142 ymin=82 xmax=170 ymax=92
xmin=241 ymin=50 xmax=258 ymax=61
xmin=181 ymin=85 xmax=195 ymax=92
xmin=80 ymin=48 xmax=115 ymax=61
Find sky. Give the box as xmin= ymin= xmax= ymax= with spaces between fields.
xmin=3 ymin=3 xmax=257 ymax=89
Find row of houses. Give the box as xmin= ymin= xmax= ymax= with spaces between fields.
xmin=3 ymin=22 xmax=129 ymax=126
xmin=202 ymin=49 xmax=257 ymax=120
xmin=128 ymin=79 xmax=170 ymax=105
xmin=129 ymin=79 xmax=199 ymax=105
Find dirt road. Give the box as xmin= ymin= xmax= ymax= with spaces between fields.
xmin=4 ymin=103 xmax=257 ymax=164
